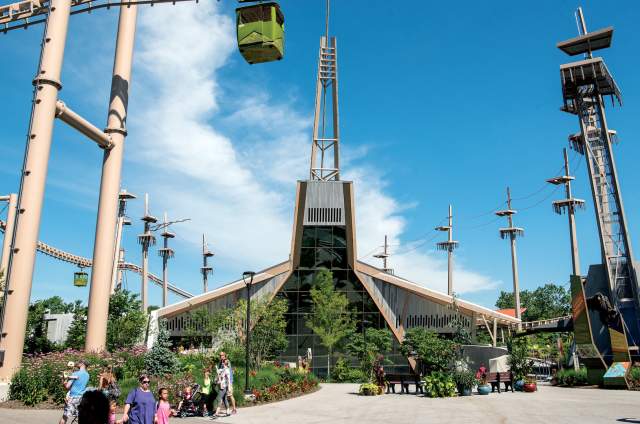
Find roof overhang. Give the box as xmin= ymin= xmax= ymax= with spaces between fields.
xmin=355 ymin=261 xmax=520 ymax=326
xmin=156 ymin=260 xmax=290 ymax=318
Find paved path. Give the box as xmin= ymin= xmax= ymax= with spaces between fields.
xmin=1 ymin=383 xmax=639 ymax=423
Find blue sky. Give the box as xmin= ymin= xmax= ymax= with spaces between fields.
xmin=0 ymin=0 xmax=639 ymax=310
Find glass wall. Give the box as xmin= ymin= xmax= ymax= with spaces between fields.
xmin=276 ymin=225 xmax=406 ymax=375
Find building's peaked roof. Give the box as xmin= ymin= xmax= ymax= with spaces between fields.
xmin=355 ymin=261 xmax=520 ymax=325
xmin=156 ymin=259 xmax=520 ymax=327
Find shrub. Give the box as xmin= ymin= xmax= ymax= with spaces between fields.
xmin=556 ymin=368 xmax=588 ymax=387
xmin=358 ymin=382 xmax=382 ymax=395
xmin=422 ymin=371 xmax=457 ymax=398
xmin=9 ymin=368 xmax=49 ymax=406
xmin=333 ymin=357 xmax=367 ymax=383
xmin=629 ymin=365 xmax=640 ymax=388
xmin=400 ymin=329 xmax=456 ymax=374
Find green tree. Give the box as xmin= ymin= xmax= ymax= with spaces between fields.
xmin=345 ymin=328 xmax=392 ymax=379
xmin=145 ymin=318 xmax=180 ymax=376
xmin=495 ymin=283 xmax=570 ymax=322
xmin=232 ymin=297 xmax=288 ymax=367
xmin=400 ymin=328 xmax=456 ymax=374
xmin=306 ymin=269 xmax=355 ymax=380
xmin=24 ymin=296 xmax=79 ymax=353
xmin=65 ymin=304 xmax=88 ymax=350
xmin=106 ymin=289 xmax=147 ymax=351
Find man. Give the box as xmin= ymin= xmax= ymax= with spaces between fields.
xmin=60 ymin=359 xmax=90 ymax=424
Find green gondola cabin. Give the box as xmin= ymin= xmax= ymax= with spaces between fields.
xmin=74 ymin=271 xmax=88 ymax=287
xmin=236 ymin=2 xmax=284 ymax=64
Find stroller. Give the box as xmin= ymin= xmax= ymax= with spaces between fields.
xmin=177 ymin=383 xmax=207 ymax=418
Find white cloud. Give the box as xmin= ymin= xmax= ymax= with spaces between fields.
xmin=351 ymin=166 xmax=501 ymax=294
xmin=125 ymin=2 xmax=500 ymax=295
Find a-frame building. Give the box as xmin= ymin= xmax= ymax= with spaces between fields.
xmin=151 ymin=34 xmax=518 ymax=374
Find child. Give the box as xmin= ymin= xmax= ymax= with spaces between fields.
xmin=156 ymin=388 xmax=176 ymax=424
xmin=108 ymin=399 xmax=122 ymax=424
xmin=176 ymin=385 xmax=191 ymax=412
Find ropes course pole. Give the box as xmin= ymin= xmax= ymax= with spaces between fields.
xmin=85 ymin=2 xmax=137 ymax=352
xmin=0 ymin=0 xmax=72 ymax=381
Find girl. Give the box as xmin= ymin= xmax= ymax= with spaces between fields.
xmin=155 ymin=388 xmax=176 ymax=424
xmin=109 ymin=399 xmax=122 ymax=424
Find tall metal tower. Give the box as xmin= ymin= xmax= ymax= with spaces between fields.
xmin=496 ymin=187 xmax=524 ymax=329
xmin=158 ymin=212 xmax=175 ymax=307
xmin=201 ymin=234 xmax=214 ymax=293
xmin=110 ymin=190 xmax=135 ymax=294
xmin=137 ymin=194 xmax=157 ymax=312
xmin=373 ymin=235 xmax=393 ymax=274
xmin=557 ymin=8 xmax=639 ymax=346
xmin=309 ymin=0 xmax=340 ymax=181
xmin=436 ymin=205 xmax=459 ymax=296
xmin=547 ymin=149 xmax=585 ymax=276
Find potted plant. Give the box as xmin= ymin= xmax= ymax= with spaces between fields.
xmin=523 ymin=375 xmax=537 ymax=392
xmin=453 ymin=369 xmax=476 ymax=396
xmin=359 ymin=382 xmax=382 ymax=396
xmin=474 ymin=365 xmax=491 ymax=395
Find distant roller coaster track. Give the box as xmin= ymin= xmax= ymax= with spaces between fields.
xmin=0 ymin=219 xmax=194 ymax=298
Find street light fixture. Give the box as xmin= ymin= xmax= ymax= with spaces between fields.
xmin=242 ymin=270 xmax=256 ymax=396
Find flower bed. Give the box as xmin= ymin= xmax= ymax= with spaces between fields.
xmin=5 ymin=350 xmax=318 ymax=408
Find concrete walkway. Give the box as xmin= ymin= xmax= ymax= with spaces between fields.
xmin=1 ymin=383 xmax=639 ymax=423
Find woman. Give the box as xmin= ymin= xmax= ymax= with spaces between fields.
xmin=213 ymin=365 xmax=230 ymax=417
xmin=122 ymin=374 xmax=156 ymax=424
xmin=99 ymin=371 xmax=121 ymax=402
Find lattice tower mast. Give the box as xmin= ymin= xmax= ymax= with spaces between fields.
xmin=547 ymin=149 xmax=585 ymax=276
xmin=496 ymin=187 xmax=524 ymax=329
xmin=557 ymin=8 xmax=639 ymax=343
xmin=309 ymin=0 xmax=340 ymax=181
xmin=436 ymin=205 xmax=459 ymax=296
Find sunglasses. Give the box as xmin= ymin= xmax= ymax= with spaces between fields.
xmin=142 ymin=380 xmax=150 ymax=384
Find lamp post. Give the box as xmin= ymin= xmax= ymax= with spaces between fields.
xmin=242 ymin=271 xmax=256 ymax=396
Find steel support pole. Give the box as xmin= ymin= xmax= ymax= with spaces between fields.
xmin=0 ymin=194 xmax=18 ymax=276
xmin=141 ymin=230 xmax=149 ymax=311
xmin=85 ymin=4 xmax=138 ymax=352
xmin=510 ymin=234 xmax=522 ymax=330
xmin=162 ymin=249 xmax=168 ymax=307
xmin=0 ymin=0 xmax=72 ymax=381
xmin=110 ymin=215 xmax=124 ymax=294
xmin=564 ymin=150 xmax=581 ymax=276
xmin=447 ymin=250 xmax=453 ymax=296
xmin=244 ymin=282 xmax=251 ymax=394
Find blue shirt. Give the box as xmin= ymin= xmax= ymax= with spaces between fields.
xmin=69 ymin=369 xmax=89 ymax=397
xmin=125 ymin=388 xmax=156 ymax=424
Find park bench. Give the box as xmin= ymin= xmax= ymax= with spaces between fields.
xmin=385 ymin=373 xmax=424 ymax=394
xmin=486 ymin=372 xmax=513 ymax=393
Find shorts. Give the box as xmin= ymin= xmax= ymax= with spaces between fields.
xmin=63 ymin=395 xmax=82 ymax=419
xmin=227 ymin=385 xmax=234 ymax=397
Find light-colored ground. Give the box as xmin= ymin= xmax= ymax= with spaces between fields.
xmin=1 ymin=383 xmax=639 ymax=424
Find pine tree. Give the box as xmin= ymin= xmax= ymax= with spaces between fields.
xmin=145 ymin=319 xmax=179 ymax=376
